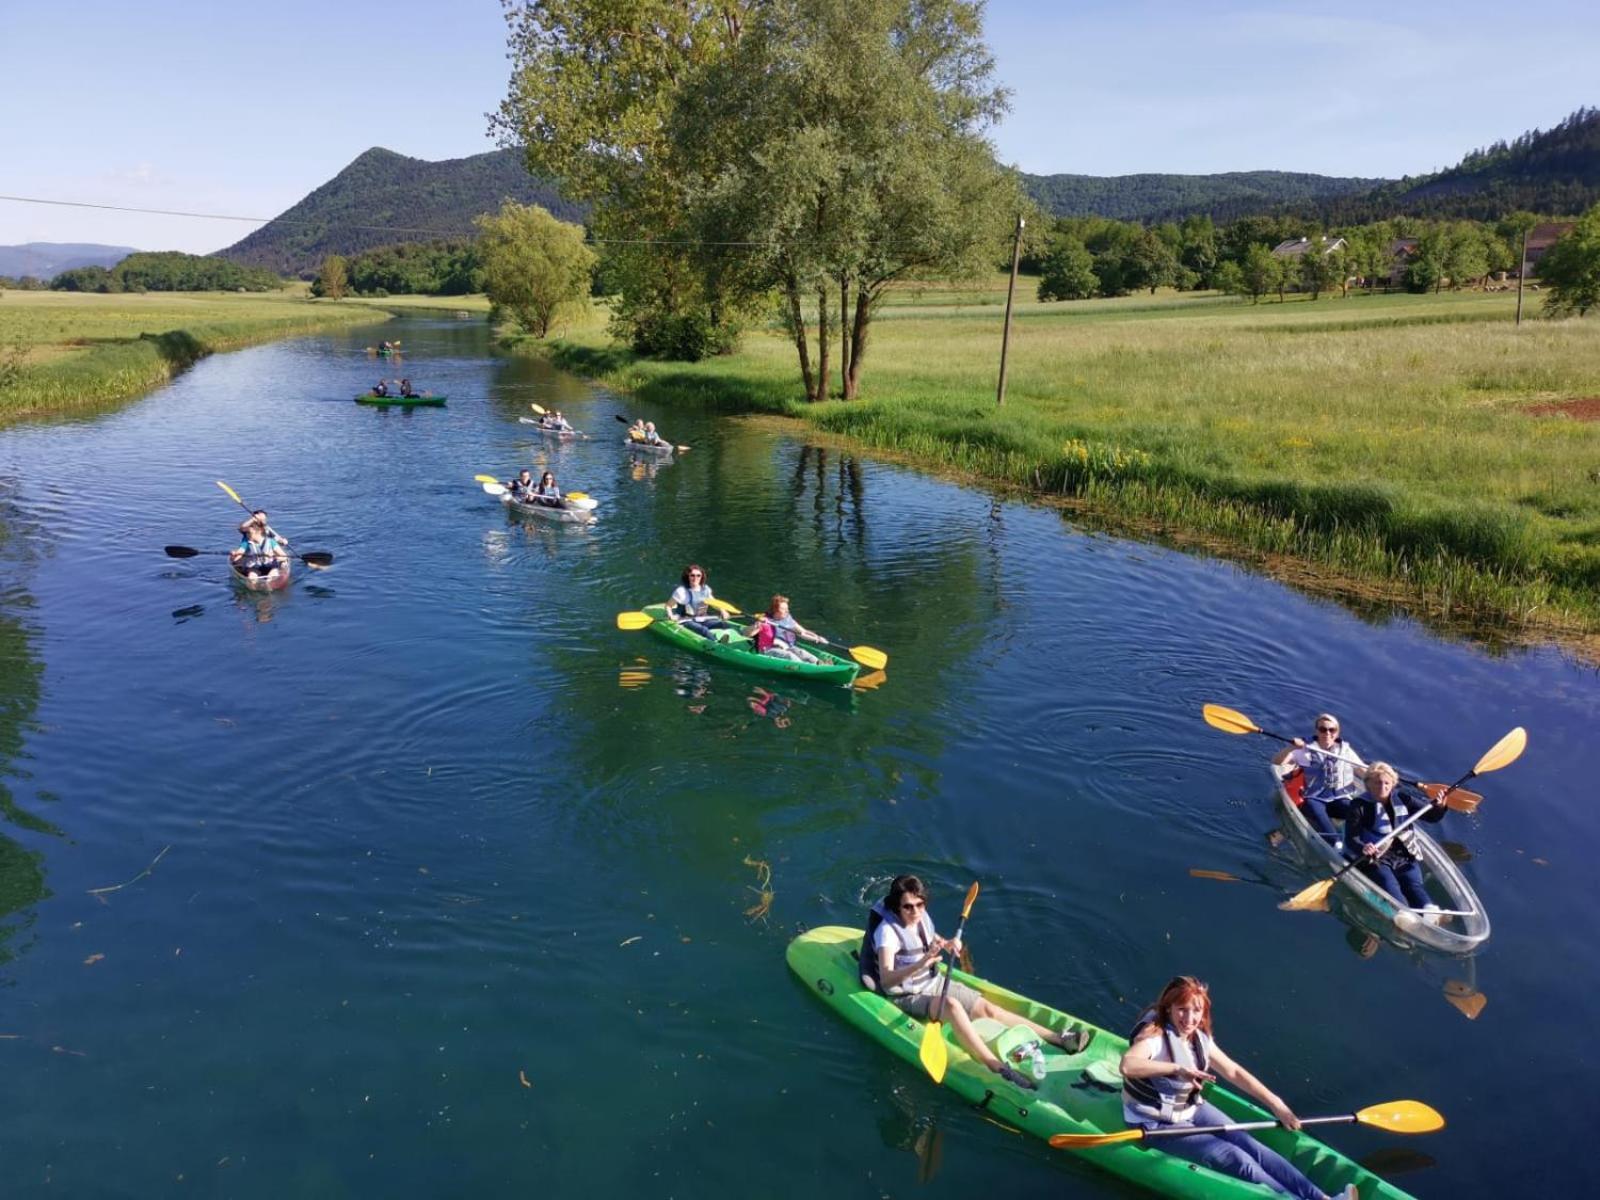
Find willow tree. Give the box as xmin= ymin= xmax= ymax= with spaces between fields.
xmin=671 ymin=0 xmax=1022 ymax=400
xmin=491 ymin=2 xmax=758 ymax=355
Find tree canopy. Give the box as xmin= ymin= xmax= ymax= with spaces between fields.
xmin=475 ymin=202 xmax=595 ymax=337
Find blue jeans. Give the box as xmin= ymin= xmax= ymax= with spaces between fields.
xmin=1139 ymin=1102 xmax=1323 ymax=1200
xmin=1300 ymin=795 xmax=1350 ymax=848
xmin=1359 ymin=857 xmax=1430 ymax=908
xmin=681 ymin=617 xmax=728 ymax=639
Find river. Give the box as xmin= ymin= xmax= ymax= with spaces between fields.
xmin=0 ymin=317 xmax=1592 ymax=1197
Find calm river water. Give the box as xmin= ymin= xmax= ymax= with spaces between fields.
xmin=0 ymin=318 xmax=1592 ymax=1197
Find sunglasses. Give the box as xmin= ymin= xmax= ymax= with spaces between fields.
xmin=1316 ymin=725 xmax=1338 ymax=733
xmin=899 ymin=900 xmax=925 ymax=912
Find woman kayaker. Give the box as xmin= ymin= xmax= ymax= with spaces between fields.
xmin=862 ymin=875 xmax=1090 ymax=1091
xmin=373 ymin=379 xmax=389 ymax=398
xmin=1344 ymin=762 xmax=1446 ymax=910
xmin=667 ymin=564 xmax=727 ymax=639
xmin=1271 ymin=713 xmax=1366 ymax=849
xmin=753 ymin=596 xmax=826 ymax=664
xmin=1122 ymin=976 xmax=1354 ymax=1200
xmin=399 ymin=378 xmax=415 ymax=398
xmin=229 ymin=516 xmax=288 ymax=576
xmin=534 ymin=471 xmax=563 ymax=508
xmin=509 ymin=469 xmax=536 ymax=503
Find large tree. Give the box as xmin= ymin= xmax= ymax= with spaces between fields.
xmin=670 ymin=0 xmax=1021 ymax=400
xmin=1538 ymin=203 xmax=1600 ymax=317
xmin=475 ymin=202 xmax=595 ymax=337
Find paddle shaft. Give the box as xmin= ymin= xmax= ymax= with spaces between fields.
xmin=930 ymin=898 xmax=977 ymax=1024
xmin=1142 ymin=1112 xmax=1359 ymax=1142
xmin=216 ymin=482 xmax=286 ymax=544
xmin=1255 ymin=723 xmax=1442 ymax=796
xmin=1321 ymin=773 xmax=1467 ymax=887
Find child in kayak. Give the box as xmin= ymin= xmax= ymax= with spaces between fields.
xmin=667 ymin=565 xmax=728 ymax=639
xmin=753 ymin=596 xmax=826 ymax=664
xmin=1122 ymin=976 xmax=1355 ymax=1200
xmin=1344 ymin=762 xmax=1447 ymax=909
xmin=534 ymin=471 xmax=563 ymax=508
xmin=1271 ymin=713 xmax=1366 ymax=850
xmin=863 ymin=875 xmax=1090 ymax=1091
xmin=230 ymin=515 xmax=288 ymax=576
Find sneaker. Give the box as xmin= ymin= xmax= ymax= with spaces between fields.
xmin=996 ymin=1063 xmax=1039 ymax=1091
xmin=1338 ymin=1185 xmax=1359 ymax=1200
xmin=1054 ymin=1027 xmax=1093 ymax=1054
xmin=1422 ymin=904 xmax=1444 ymax=927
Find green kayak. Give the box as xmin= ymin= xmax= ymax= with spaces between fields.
xmin=787 ymin=926 xmax=1412 ymax=1200
xmin=354 ymin=393 xmax=446 ymax=407
xmin=640 ymin=603 xmax=859 ymax=686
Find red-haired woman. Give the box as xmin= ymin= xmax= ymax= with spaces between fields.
xmin=1121 ymin=977 xmax=1352 ymax=1200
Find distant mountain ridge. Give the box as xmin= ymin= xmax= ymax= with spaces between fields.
xmin=1022 ymin=170 xmax=1386 ymax=222
xmin=0 ymin=242 xmax=136 ymax=277
xmin=218 ymin=147 xmax=582 ymax=276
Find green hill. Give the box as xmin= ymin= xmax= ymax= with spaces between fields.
xmin=1022 ymin=170 xmax=1386 ymax=221
xmin=218 ymin=147 xmax=582 ymax=277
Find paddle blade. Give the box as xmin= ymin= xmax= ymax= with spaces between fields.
xmin=616 ymin=612 xmax=654 ymax=631
xmin=1279 ymin=878 xmax=1334 ymax=912
xmin=473 ymin=474 xmax=499 ymax=484
xmin=300 ymin=551 xmax=334 ymax=567
xmin=1202 ymin=704 xmax=1260 ymax=735
xmin=918 ymin=1018 xmax=948 ymax=1084
xmin=482 ymin=482 xmax=508 ymax=496
xmin=675 ymin=444 xmax=691 ymax=453
xmin=1190 ymin=869 xmax=1242 ymax=883
xmin=566 ymin=491 xmax=590 ymax=500
xmin=1355 ymin=1101 xmax=1444 ymax=1135
xmin=852 ymin=670 xmax=889 ymax=691
xmin=1049 ymin=1129 xmax=1143 ymax=1149
xmin=1420 ymin=783 xmax=1482 ymax=814
xmin=1443 ymin=980 xmax=1487 ymax=1020
xmin=569 ymin=498 xmax=599 ymax=511
xmin=706 ymin=598 xmax=743 ymax=617
xmin=960 ymin=880 xmax=980 ymax=919
xmin=848 ymin=645 xmax=888 ymax=671
xmin=530 ymin=403 xmax=547 ymax=415
xmin=164 ymin=545 xmax=201 ymax=558
xmin=614 ymin=414 xmax=631 ymax=423
xmin=1473 ymin=727 xmax=1526 ymax=776
xmin=215 ymin=480 xmax=244 ymax=506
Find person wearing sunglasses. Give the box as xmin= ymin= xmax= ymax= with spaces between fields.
xmin=1122 ymin=976 xmax=1355 ymax=1200
xmin=1271 ymin=713 xmax=1367 ymax=850
xmin=858 ymin=874 xmax=1091 ymax=1091
xmin=667 ymin=564 xmax=729 ymax=639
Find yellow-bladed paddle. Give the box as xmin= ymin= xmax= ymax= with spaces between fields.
xmin=530 ymin=403 xmax=547 ymax=415
xmin=1281 ymin=727 xmax=1525 ymax=912
xmin=918 ymin=881 xmax=980 ymax=1085
xmin=566 ymin=491 xmax=591 ymax=501
xmin=1049 ymin=1100 xmax=1445 ymax=1150
xmin=474 ymin=474 xmax=499 ymax=484
xmin=616 ymin=612 xmax=655 ymax=631
xmin=1202 ymin=704 xmax=1483 ymax=813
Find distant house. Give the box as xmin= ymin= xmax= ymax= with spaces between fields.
xmin=1387 ymin=238 xmax=1420 ymax=286
xmin=1271 ymin=236 xmax=1347 ymax=260
xmin=1523 ymin=222 xmax=1576 ymax=276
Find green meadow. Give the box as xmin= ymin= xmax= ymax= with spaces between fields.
xmin=0 ymin=290 xmax=378 ymax=426
xmin=549 ymin=284 xmax=1600 ymax=653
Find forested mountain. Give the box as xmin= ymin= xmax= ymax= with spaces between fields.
xmin=1022 ymin=170 xmax=1385 ymax=222
xmin=0 ymin=242 xmax=135 ymax=277
xmin=218 ymin=147 xmax=581 ymax=276
xmin=1315 ymin=108 xmax=1600 ymax=223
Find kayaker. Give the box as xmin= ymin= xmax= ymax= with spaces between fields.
xmin=1343 ymin=762 xmax=1447 ymax=910
xmin=534 ymin=471 xmax=563 ymax=508
xmin=643 ymin=421 xmax=665 ymax=446
xmin=553 ymin=411 xmax=573 ymax=432
xmin=626 ymin=418 xmax=647 ymax=441
xmin=1121 ymin=976 xmax=1354 ymax=1200
xmin=373 ymin=379 xmax=388 ymax=398
xmin=399 ymin=378 xmax=415 ymax=397
xmin=1271 ymin=713 xmax=1366 ymax=849
xmin=862 ymin=875 xmax=1090 ymax=1092
xmin=236 ymin=509 xmax=286 ymax=547
xmin=509 ymin=469 xmax=536 ymax=502
xmin=667 ymin=564 xmax=728 ymax=639
xmin=229 ymin=517 xmax=288 ymax=576
xmin=753 ymin=596 xmax=826 ymax=664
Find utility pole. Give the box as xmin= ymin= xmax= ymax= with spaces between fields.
xmin=996 ymin=215 xmax=1025 ymax=407
xmin=1515 ymin=224 xmax=1530 ymax=327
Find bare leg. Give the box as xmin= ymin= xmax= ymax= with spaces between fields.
xmin=970 ymin=997 xmax=1085 ymax=1050
xmin=926 ymin=995 xmax=1003 ymax=1071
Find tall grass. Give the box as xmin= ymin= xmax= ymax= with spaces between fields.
xmin=0 ymin=291 xmax=379 ymax=426
xmin=545 ymin=286 xmax=1600 ymax=647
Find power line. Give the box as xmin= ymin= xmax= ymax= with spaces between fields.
xmin=0 ymin=192 xmax=799 ymax=247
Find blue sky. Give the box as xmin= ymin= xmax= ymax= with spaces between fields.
xmin=2 ymin=0 xmax=1595 ymax=255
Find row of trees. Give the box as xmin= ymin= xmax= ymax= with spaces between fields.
xmin=312 ymin=241 xmax=483 ymax=298
xmin=50 ymin=252 xmax=279 ymax=293
xmin=492 ymin=0 xmax=1026 ymax=397
xmin=1035 ymin=213 xmax=1551 ymax=304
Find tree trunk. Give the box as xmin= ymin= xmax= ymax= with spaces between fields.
xmin=846 ymin=286 xmax=872 ymax=397
xmin=814 ymin=285 xmax=830 ymax=404
xmin=784 ymin=275 xmax=815 ymax=401
xmin=840 ymin=272 xmax=852 ymax=399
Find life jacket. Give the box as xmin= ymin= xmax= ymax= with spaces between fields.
xmin=238 ymin=536 xmax=280 ymax=569
xmin=858 ymin=900 xmax=936 ymax=994
xmin=1299 ymin=739 xmax=1360 ymax=803
xmin=672 ymin=584 xmax=713 ymax=619
xmin=512 ymin=479 xmax=535 ymax=501
xmin=535 ymin=482 xmax=561 ymax=500
xmin=1122 ymin=1010 xmax=1212 ymax=1123
xmin=754 ymin=616 xmax=796 ymax=653
xmin=1348 ymin=792 xmax=1423 ymax=862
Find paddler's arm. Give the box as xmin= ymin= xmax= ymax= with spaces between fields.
xmin=876 ymin=933 xmax=948 ymax=991
xmin=1207 ymin=1045 xmax=1301 ymax=1131
xmin=1119 ymin=1029 xmax=1213 ymax=1083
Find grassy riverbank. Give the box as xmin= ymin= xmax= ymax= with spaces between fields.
xmin=546 ymin=285 xmax=1600 ymax=653
xmin=0 ymin=290 xmax=381 ymax=427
